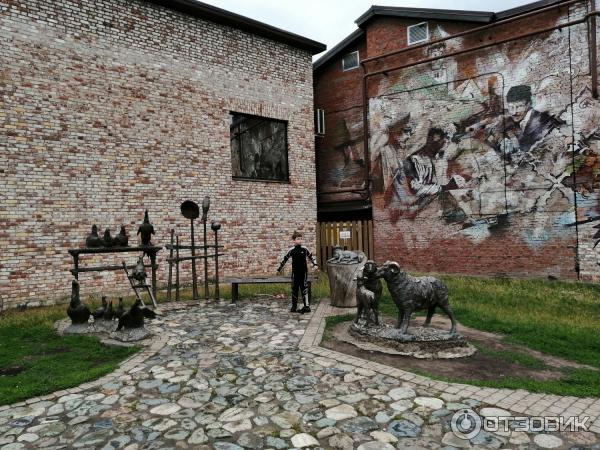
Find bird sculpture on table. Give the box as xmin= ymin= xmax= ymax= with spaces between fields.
xmin=115 ymin=297 xmax=125 ymax=319
xmin=102 ymin=228 xmax=114 ymax=247
xmin=86 ymin=225 xmax=102 ymax=248
xmin=132 ymin=256 xmax=147 ymax=283
xmin=138 ymin=210 xmax=155 ymax=246
xmin=115 ymin=299 xmax=157 ymax=331
xmin=92 ymin=296 xmax=108 ymax=320
xmin=67 ymin=279 xmax=91 ymax=324
xmin=113 ymin=225 xmax=129 ymax=247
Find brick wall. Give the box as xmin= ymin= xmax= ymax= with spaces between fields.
xmin=0 ymin=0 xmax=318 ymax=308
xmin=315 ymin=1 xmax=600 ymax=281
xmin=314 ymin=38 xmax=367 ymax=205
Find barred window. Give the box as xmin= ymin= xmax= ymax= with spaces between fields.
xmin=342 ymin=51 xmax=359 ymax=71
xmin=230 ymin=113 xmax=289 ymax=182
xmin=408 ymin=22 xmax=429 ymax=45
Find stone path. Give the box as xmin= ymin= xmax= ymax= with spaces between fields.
xmin=0 ymin=298 xmax=598 ymax=449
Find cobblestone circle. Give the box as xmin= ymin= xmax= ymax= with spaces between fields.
xmin=0 ymin=299 xmax=598 ymax=449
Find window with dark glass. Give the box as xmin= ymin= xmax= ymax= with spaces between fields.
xmin=230 ymin=113 xmax=289 ymax=182
xmin=342 ymin=51 xmax=359 ymax=71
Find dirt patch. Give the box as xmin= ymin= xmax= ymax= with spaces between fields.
xmin=323 ymin=316 xmax=590 ymax=382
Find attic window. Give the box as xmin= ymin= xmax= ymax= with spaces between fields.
xmin=342 ymin=51 xmax=359 ymax=71
xmin=408 ymin=22 xmax=429 ymax=45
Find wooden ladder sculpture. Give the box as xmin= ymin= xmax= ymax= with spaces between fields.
xmin=122 ymin=259 xmax=158 ymax=308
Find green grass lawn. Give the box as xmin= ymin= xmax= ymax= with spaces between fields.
xmin=321 ymin=273 xmax=600 ymax=397
xmin=1 ymin=272 xmax=599 ymax=403
xmin=0 ymin=306 xmax=138 ymax=406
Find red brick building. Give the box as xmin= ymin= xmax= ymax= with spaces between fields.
xmin=0 ymin=0 xmax=325 ymax=308
xmin=314 ymin=0 xmax=600 ymax=281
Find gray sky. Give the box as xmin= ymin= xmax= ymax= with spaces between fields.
xmin=199 ymin=0 xmax=537 ymax=59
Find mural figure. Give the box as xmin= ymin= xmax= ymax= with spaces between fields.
xmin=371 ymin=114 xmax=411 ymax=193
xmin=503 ymin=85 xmax=563 ymax=156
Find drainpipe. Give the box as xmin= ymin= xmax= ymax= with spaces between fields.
xmin=590 ymin=0 xmax=598 ymax=98
xmin=361 ymin=61 xmax=370 ymax=195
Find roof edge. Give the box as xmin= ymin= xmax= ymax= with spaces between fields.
xmin=144 ymin=0 xmax=326 ymax=55
xmin=313 ymin=29 xmax=365 ymax=71
xmin=356 ymin=5 xmax=495 ymax=27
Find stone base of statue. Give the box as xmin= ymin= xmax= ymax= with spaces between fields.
xmin=346 ymin=319 xmax=476 ymax=359
xmin=55 ymin=318 xmax=151 ymax=345
xmin=326 ymin=252 xmax=366 ymax=308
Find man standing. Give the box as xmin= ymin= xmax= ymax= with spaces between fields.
xmin=505 ymin=85 xmax=563 ymax=154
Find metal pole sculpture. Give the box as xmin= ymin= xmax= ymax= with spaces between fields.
xmin=175 ymin=235 xmax=181 ymax=302
xmin=202 ymin=196 xmax=211 ymax=301
xmin=167 ymin=229 xmax=174 ymax=301
xmin=211 ymin=220 xmax=221 ymax=300
xmin=181 ymin=200 xmax=200 ymax=301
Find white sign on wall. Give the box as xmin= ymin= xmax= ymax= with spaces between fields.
xmin=339 ymin=230 xmax=351 ymax=240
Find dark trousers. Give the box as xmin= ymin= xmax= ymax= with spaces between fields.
xmin=291 ymin=271 xmax=309 ymax=308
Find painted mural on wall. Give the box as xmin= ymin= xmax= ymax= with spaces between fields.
xmin=317 ymin=108 xmax=365 ymax=193
xmin=369 ymin=19 xmax=600 ymax=275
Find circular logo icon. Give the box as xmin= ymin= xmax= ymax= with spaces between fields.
xmin=451 ymin=408 xmax=482 ymax=440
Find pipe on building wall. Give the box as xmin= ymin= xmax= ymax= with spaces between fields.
xmin=357 ymin=1 xmax=597 ymax=277
xmin=366 ymin=11 xmax=599 ymax=78
xmin=361 ymin=0 xmax=582 ymax=66
xmin=590 ymin=0 xmax=598 ymax=98
xmin=358 ymin=0 xmax=592 ymax=196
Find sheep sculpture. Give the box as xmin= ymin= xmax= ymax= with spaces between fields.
xmin=375 ymin=261 xmax=457 ymax=335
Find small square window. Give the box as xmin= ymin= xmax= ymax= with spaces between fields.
xmin=408 ymin=22 xmax=429 ymax=45
xmin=342 ymin=51 xmax=359 ymax=71
xmin=230 ymin=113 xmax=289 ymax=182
xmin=315 ymin=109 xmax=325 ymax=135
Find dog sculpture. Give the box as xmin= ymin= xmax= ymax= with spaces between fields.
xmin=354 ymin=260 xmax=382 ymax=326
xmin=375 ymin=261 xmax=457 ymax=335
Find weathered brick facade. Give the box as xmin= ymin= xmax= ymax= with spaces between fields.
xmin=0 ymin=0 xmax=323 ymax=308
xmin=315 ymin=1 xmax=600 ymax=281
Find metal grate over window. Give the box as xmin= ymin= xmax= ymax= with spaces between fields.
xmin=408 ymin=22 xmax=429 ymax=45
xmin=342 ymin=51 xmax=359 ymax=71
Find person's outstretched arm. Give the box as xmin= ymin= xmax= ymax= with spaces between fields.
xmin=277 ymin=248 xmax=292 ymax=273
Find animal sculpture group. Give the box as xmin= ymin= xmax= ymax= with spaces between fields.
xmin=84 ymin=210 xmax=155 ymax=249
xmin=354 ymin=260 xmax=457 ymax=335
xmin=67 ymin=280 xmax=157 ymax=331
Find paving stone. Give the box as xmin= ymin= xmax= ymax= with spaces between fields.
xmin=533 ymin=434 xmax=564 ymax=448
xmin=265 ymin=436 xmax=287 ymax=449
xmin=2 ymin=300 xmax=598 ymax=449
xmin=388 ymin=387 xmax=416 ymax=401
xmin=414 ymin=397 xmax=444 ymax=410
xmin=369 ymin=430 xmax=397 ymax=443
xmin=388 ymin=419 xmax=421 ymax=438
xmin=223 ymin=418 xmax=252 ymax=433
xmin=479 ymin=407 xmax=511 ymax=418
xmin=339 ymin=416 xmax=379 ymax=433
xmin=441 ymin=431 xmax=472 ymax=448
xmin=291 ymin=433 xmax=319 ymax=448
xmin=149 ymin=403 xmax=180 ymax=416
xmin=356 ymin=442 xmax=395 ymax=450
xmin=325 ymin=404 xmax=358 ymax=420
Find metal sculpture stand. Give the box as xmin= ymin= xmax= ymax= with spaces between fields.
xmin=68 ymin=246 xmax=162 ymax=300
xmin=166 ymin=198 xmax=225 ymax=302
xmin=122 ymin=260 xmax=158 ymax=308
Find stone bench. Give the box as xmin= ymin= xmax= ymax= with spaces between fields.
xmin=226 ymin=275 xmax=317 ymax=303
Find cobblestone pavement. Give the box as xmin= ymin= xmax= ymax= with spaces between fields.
xmin=0 ymin=299 xmax=598 ymax=450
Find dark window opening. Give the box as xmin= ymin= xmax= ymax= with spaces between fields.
xmin=230 ymin=112 xmax=289 ymax=182
xmin=342 ymin=51 xmax=359 ymax=71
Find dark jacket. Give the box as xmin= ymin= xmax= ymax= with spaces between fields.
xmin=278 ymin=245 xmax=317 ymax=274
